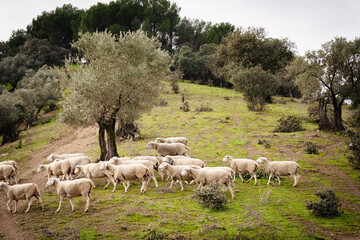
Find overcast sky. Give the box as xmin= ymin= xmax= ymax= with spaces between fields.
xmin=1 ymin=0 xmax=359 ymax=55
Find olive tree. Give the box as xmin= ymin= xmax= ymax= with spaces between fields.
xmin=60 ymin=30 xmax=169 ymax=161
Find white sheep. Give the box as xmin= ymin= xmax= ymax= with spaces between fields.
xmin=100 ymin=162 xmax=149 ymax=194
xmin=146 ymin=142 xmax=190 ymax=157
xmin=155 ymin=137 xmax=189 ymax=146
xmin=158 ymin=163 xmax=197 ymax=191
xmin=0 ymin=160 xmax=20 ymax=174
xmin=222 ymin=155 xmax=259 ymax=185
xmin=109 ymin=157 xmax=158 ymax=188
xmin=0 ymin=182 xmax=44 ymax=213
xmin=256 ymin=157 xmax=301 ymax=187
xmin=181 ymin=166 xmax=235 ymax=199
xmin=162 ymin=156 xmax=205 ymax=168
xmin=0 ymin=165 xmax=18 ymax=184
xmin=46 ymin=178 xmax=95 ymax=212
xmin=132 ymin=156 xmax=161 ymax=169
xmin=47 ymin=153 xmax=85 ymax=162
xmin=37 ymin=160 xmax=71 ymax=180
xmin=54 ymin=156 xmax=92 ymax=178
xmin=74 ymin=163 xmax=115 ymax=189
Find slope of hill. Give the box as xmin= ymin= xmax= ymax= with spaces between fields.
xmin=0 ymin=82 xmax=359 ymax=239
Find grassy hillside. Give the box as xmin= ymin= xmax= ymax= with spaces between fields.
xmin=0 ymin=82 xmax=359 ymax=240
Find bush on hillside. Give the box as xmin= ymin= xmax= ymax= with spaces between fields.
xmin=347 ymin=130 xmax=360 ymax=169
xmin=258 ymin=139 xmax=271 ymax=148
xmin=304 ymin=141 xmax=319 ymax=155
xmin=274 ymin=115 xmax=305 ymax=133
xmin=194 ymin=182 xmax=228 ymax=210
xmin=306 ymin=189 xmax=342 ymax=217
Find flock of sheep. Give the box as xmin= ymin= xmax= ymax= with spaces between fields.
xmin=0 ymin=136 xmax=301 ymax=214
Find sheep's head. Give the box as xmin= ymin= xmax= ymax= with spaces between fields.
xmin=99 ymin=162 xmax=109 ymax=170
xmin=223 ymin=155 xmax=232 ymax=163
xmin=145 ymin=142 xmax=155 ymax=149
xmin=0 ymin=182 xmax=7 ymax=190
xmin=181 ymin=166 xmax=191 ymax=176
xmin=256 ymin=157 xmax=267 ymax=165
xmin=108 ymin=157 xmax=118 ymax=165
xmin=74 ymin=166 xmax=81 ymax=174
xmin=47 ymin=154 xmax=55 ymax=162
xmin=158 ymin=162 xmax=168 ymax=171
xmin=37 ymin=165 xmax=45 ymax=173
xmin=46 ymin=178 xmax=57 ymax=188
xmin=155 ymin=138 xmax=163 ymax=143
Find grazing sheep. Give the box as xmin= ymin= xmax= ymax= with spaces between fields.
xmin=46 ymin=178 xmax=95 ymax=212
xmin=162 ymin=156 xmax=205 ymax=168
xmin=181 ymin=166 xmax=235 ymax=199
xmin=256 ymin=157 xmax=300 ymax=187
xmin=158 ymin=163 xmax=197 ymax=191
xmin=146 ymin=142 xmax=190 ymax=157
xmin=100 ymin=162 xmax=149 ymax=193
xmin=74 ymin=163 xmax=115 ymax=189
xmin=0 ymin=165 xmax=18 ymax=184
xmin=55 ymin=156 xmax=92 ymax=178
xmin=222 ymin=155 xmax=259 ymax=185
xmin=0 ymin=182 xmax=44 ymax=213
xmin=0 ymin=160 xmax=20 ymax=174
xmin=37 ymin=160 xmax=71 ymax=180
xmin=109 ymin=157 xmax=158 ymax=187
xmin=47 ymin=153 xmax=85 ymax=162
xmin=155 ymin=137 xmax=189 ymax=146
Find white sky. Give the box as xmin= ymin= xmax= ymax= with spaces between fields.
xmin=0 ymin=0 xmax=359 ymax=55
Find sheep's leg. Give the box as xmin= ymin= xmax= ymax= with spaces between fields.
xmin=103 ymin=179 xmax=111 ymax=189
xmin=179 ymin=180 xmax=184 ymax=191
xmin=293 ymin=175 xmax=300 ymax=187
xmin=151 ymin=173 xmax=159 ymax=187
xmin=253 ymin=174 xmax=257 ymax=185
xmin=112 ymin=179 xmax=119 ymax=193
xmin=35 ymin=195 xmax=45 ymax=211
xmin=25 ymin=199 xmax=33 ymax=213
xmin=6 ymin=199 xmax=12 ymax=212
xmin=123 ymin=181 xmax=128 ymax=193
xmin=169 ymin=180 xmax=174 ymax=189
xmin=246 ymin=174 xmax=254 ymax=183
xmin=84 ymin=195 xmax=90 ymax=212
xmin=68 ymin=198 xmax=75 ymax=211
xmin=238 ymin=173 xmax=244 ymax=183
xmin=13 ymin=200 xmax=18 ymax=213
xmin=56 ymin=196 xmax=64 ymax=212
xmin=226 ymin=183 xmax=235 ymax=199
xmin=267 ymin=173 xmax=273 ymax=185
xmin=189 ymin=180 xmax=195 ymax=185
xmin=277 ymin=176 xmax=281 ymax=185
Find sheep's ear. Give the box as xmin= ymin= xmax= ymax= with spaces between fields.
xmin=169 ymin=158 xmax=174 ymax=165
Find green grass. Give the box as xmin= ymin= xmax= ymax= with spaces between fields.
xmin=1 ymin=81 xmax=360 ymax=239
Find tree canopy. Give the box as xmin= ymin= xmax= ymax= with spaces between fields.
xmin=60 ymin=30 xmax=170 ymax=161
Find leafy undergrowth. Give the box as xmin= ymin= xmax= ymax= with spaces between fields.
xmin=1 ymin=82 xmax=360 ymax=239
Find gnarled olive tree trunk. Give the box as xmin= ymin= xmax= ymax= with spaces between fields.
xmin=97 ymin=117 xmax=119 ymax=161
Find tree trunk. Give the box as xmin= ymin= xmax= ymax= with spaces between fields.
xmin=318 ymin=99 xmax=333 ymax=131
xmin=105 ymin=119 xmax=118 ymax=161
xmin=332 ymin=100 xmax=345 ymax=131
xmin=98 ymin=123 xmax=107 ymax=161
xmin=116 ymin=119 xmax=141 ymax=141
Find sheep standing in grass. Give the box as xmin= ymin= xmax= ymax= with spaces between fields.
xmin=37 ymin=161 xmax=71 ymax=180
xmin=54 ymin=156 xmax=92 ymax=178
xmin=256 ymin=157 xmax=300 ymax=187
xmin=100 ymin=162 xmax=149 ymax=194
xmin=74 ymin=163 xmax=115 ymax=189
xmin=0 ymin=182 xmax=44 ymax=213
xmin=0 ymin=165 xmax=18 ymax=184
xmin=109 ymin=157 xmax=158 ymax=188
xmin=146 ymin=142 xmax=190 ymax=157
xmin=155 ymin=137 xmax=189 ymax=146
xmin=181 ymin=166 xmax=235 ymax=199
xmin=158 ymin=163 xmax=197 ymax=191
xmin=46 ymin=178 xmax=95 ymax=212
xmin=47 ymin=153 xmax=85 ymax=162
xmin=162 ymin=156 xmax=205 ymax=168
xmin=222 ymin=155 xmax=258 ymax=185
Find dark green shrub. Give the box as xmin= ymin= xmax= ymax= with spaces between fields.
xmin=348 ymin=108 xmax=360 ymax=128
xmin=307 ymin=104 xmax=319 ymax=123
xmin=258 ymin=139 xmax=271 ymax=148
xmin=306 ymin=189 xmax=342 ymax=217
xmin=194 ymin=182 xmax=228 ymax=210
xmin=180 ymin=102 xmax=190 ymax=112
xmin=274 ymin=115 xmax=305 ymax=133
xmin=347 ymin=130 xmax=360 ymax=169
xmin=15 ymin=140 xmax=23 ymax=149
xmin=145 ymin=229 xmax=167 ymax=240
xmin=304 ymin=141 xmax=319 ymax=154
